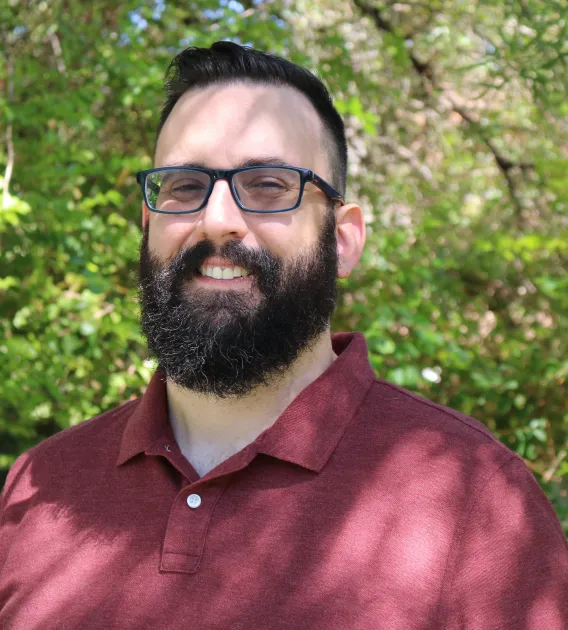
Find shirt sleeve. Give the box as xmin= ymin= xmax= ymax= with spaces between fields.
xmin=439 ymin=454 xmax=568 ymax=630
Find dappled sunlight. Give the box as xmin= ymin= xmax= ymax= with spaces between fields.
xmin=1 ymin=393 xmax=566 ymax=627
xmin=1 ymin=1 xmax=567 ymax=627
xmin=1 ymin=502 xmax=139 ymax=625
xmin=527 ymin=593 xmax=567 ymax=628
xmin=443 ymin=452 xmax=568 ymax=629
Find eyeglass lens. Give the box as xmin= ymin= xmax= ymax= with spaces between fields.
xmin=145 ymin=168 xmax=302 ymax=213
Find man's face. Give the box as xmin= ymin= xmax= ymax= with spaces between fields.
xmin=147 ymin=82 xmax=335 ymax=265
xmin=139 ymin=82 xmax=341 ymax=398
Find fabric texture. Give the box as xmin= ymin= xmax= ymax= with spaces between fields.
xmin=1 ymin=331 xmax=567 ymax=629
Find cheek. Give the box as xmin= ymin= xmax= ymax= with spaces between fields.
xmin=148 ymin=216 xmax=200 ymax=260
xmin=254 ymin=215 xmax=318 ymax=258
xmin=147 ymin=213 xmax=319 ymax=262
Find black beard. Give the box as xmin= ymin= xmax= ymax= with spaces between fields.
xmin=138 ymin=209 xmax=339 ymax=399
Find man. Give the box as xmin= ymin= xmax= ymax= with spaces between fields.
xmin=0 ymin=41 xmax=566 ymax=629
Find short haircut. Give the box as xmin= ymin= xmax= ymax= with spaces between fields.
xmin=156 ymin=41 xmax=348 ymax=196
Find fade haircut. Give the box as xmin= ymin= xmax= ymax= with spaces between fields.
xmin=156 ymin=40 xmax=348 ymax=197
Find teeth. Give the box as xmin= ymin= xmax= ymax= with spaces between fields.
xmin=199 ymin=265 xmax=249 ymax=280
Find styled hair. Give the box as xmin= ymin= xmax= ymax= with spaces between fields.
xmin=156 ymin=41 xmax=348 ymax=196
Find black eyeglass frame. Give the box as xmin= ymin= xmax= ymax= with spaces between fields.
xmin=135 ymin=165 xmax=345 ymax=215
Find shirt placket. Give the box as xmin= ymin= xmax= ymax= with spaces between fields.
xmin=145 ymin=436 xmax=252 ymax=575
xmin=160 ymin=476 xmax=230 ymax=573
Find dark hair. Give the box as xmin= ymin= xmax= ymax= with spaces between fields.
xmin=156 ymin=41 xmax=348 ymax=196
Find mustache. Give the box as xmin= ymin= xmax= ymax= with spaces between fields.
xmin=141 ymin=234 xmax=283 ymax=296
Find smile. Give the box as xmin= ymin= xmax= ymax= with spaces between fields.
xmin=199 ymin=265 xmax=249 ymax=280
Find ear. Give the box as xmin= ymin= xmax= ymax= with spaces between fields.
xmin=142 ymin=200 xmax=150 ymax=231
xmin=335 ymin=202 xmax=366 ymax=279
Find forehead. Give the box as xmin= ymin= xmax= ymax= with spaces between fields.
xmin=155 ymin=81 xmax=328 ymax=175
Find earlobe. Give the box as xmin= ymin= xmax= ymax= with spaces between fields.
xmin=335 ymin=202 xmax=366 ymax=279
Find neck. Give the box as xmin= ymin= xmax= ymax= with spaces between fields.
xmin=166 ymin=331 xmax=337 ymax=477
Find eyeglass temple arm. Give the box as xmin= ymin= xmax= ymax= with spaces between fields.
xmin=309 ymin=172 xmax=344 ymax=203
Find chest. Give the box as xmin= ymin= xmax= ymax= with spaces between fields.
xmin=1 ymin=454 xmax=457 ymax=630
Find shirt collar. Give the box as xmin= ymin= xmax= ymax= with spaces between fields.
xmin=117 ymin=331 xmax=375 ymax=473
xmin=116 ymin=367 xmax=173 ymax=467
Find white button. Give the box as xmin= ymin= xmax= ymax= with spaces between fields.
xmin=187 ymin=494 xmax=201 ymax=509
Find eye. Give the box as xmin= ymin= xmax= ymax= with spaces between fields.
xmin=163 ymin=178 xmax=208 ymax=198
xmin=172 ymin=181 xmax=205 ymax=192
xmin=247 ymin=178 xmax=288 ymax=190
xmin=167 ymin=178 xmax=205 ymax=190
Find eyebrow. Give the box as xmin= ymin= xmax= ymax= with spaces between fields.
xmin=165 ymin=156 xmax=298 ymax=170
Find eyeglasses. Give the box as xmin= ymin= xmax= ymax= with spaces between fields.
xmin=135 ymin=165 xmax=344 ymax=214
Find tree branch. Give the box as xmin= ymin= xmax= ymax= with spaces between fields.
xmin=376 ymin=136 xmax=437 ymax=186
xmin=352 ymin=0 xmax=533 ymax=212
xmin=2 ymin=53 xmax=15 ymax=209
xmin=543 ymin=446 xmax=567 ymax=483
xmin=48 ymin=30 xmax=67 ymax=74
xmin=449 ymin=100 xmax=525 ymax=214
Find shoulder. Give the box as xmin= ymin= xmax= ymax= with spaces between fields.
xmin=358 ymin=379 xmax=567 ymax=542
xmin=370 ymin=378 xmax=498 ymax=440
xmin=25 ymin=397 xmax=139 ymax=460
xmin=1 ymin=398 xmax=141 ymax=505
xmin=357 ymin=378 xmax=518 ymax=477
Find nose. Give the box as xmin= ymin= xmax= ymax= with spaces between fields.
xmin=195 ymin=178 xmax=249 ymax=243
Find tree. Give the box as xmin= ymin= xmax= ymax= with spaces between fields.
xmin=1 ymin=0 xmax=566 ymax=530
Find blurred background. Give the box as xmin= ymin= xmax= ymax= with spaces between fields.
xmin=1 ymin=0 xmax=566 ymax=531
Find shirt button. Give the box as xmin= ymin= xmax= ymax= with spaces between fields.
xmin=187 ymin=494 xmax=202 ymax=509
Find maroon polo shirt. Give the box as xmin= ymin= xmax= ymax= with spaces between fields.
xmin=1 ymin=331 xmax=567 ymax=629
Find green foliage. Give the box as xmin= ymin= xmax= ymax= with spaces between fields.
xmin=1 ymin=0 xmax=566 ymax=532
